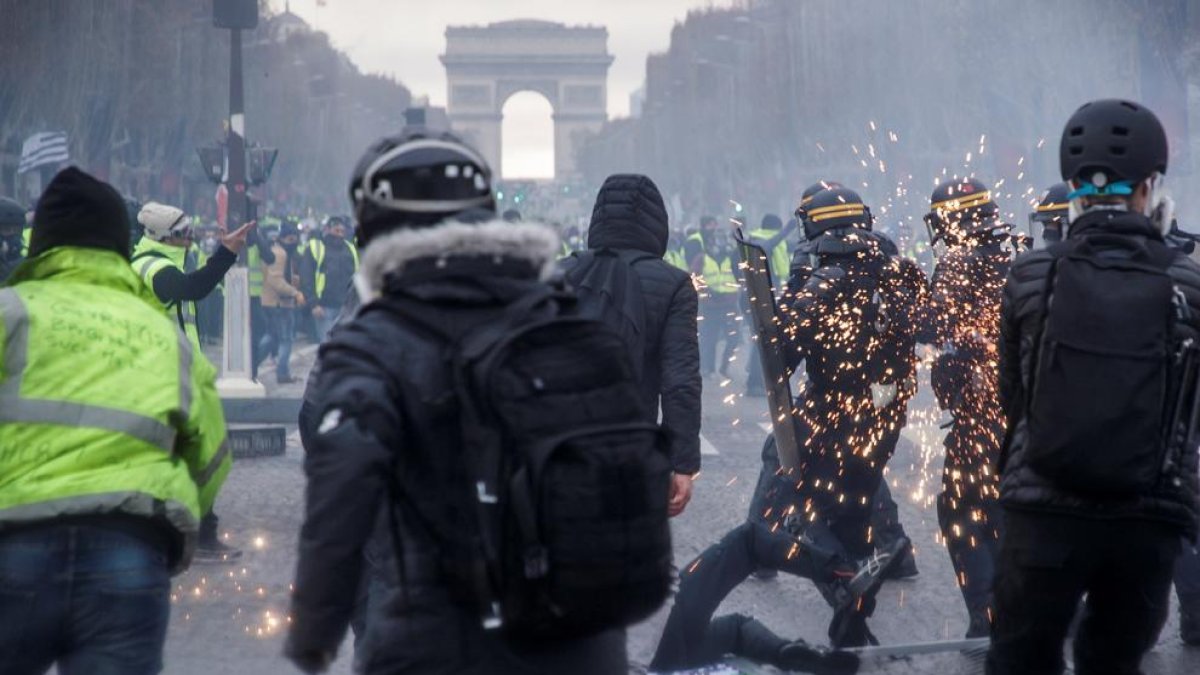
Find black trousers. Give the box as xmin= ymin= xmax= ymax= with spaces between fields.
xmin=986 ymin=511 xmax=1181 ymax=675
xmin=747 ymin=418 xmax=908 ymax=559
xmin=649 ymin=519 xmax=843 ymax=672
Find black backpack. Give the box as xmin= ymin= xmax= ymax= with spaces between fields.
xmin=562 ymin=249 xmax=656 ymax=380
xmin=1027 ymin=234 xmax=1195 ymax=496
xmin=384 ymin=283 xmax=673 ymax=640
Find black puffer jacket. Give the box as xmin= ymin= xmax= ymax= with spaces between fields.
xmin=287 ymin=220 xmax=626 ymax=674
xmin=561 ymin=174 xmax=702 ymax=475
xmin=999 ymin=210 xmax=1200 ymax=539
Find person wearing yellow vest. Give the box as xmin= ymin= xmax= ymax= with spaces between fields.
xmin=0 ymin=197 xmax=25 ymax=283
xmin=0 ymin=167 xmax=230 ymax=673
xmin=686 ymin=215 xmax=742 ymax=377
xmin=744 ymin=213 xmax=797 ymax=395
xmin=133 ymin=200 xmax=254 ymax=563
xmin=300 ymin=215 xmax=358 ymax=341
xmin=664 ymin=229 xmax=688 ymax=271
xmin=746 ymin=213 xmax=796 ymax=283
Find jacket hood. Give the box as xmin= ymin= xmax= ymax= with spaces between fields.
xmin=586 ymin=174 xmax=669 ymax=256
xmin=355 ymin=219 xmax=559 ymax=302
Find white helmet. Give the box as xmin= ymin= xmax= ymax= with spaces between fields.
xmin=138 ymin=202 xmax=188 ymax=241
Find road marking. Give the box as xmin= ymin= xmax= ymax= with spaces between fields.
xmin=700 ymin=434 xmax=720 ymax=456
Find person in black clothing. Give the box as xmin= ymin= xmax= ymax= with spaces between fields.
xmin=0 ymin=197 xmax=25 ymax=283
xmin=650 ymin=188 xmax=920 ymax=673
xmin=301 ymin=215 xmax=359 ymax=341
xmin=747 ymin=182 xmax=922 ymax=584
xmin=988 ymin=99 xmax=1200 ymax=675
xmin=560 ymin=174 xmax=701 ymax=516
xmin=285 ymin=130 xmax=627 ymax=674
xmin=915 ymin=176 xmax=1019 ymax=637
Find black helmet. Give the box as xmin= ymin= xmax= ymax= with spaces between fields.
xmin=924 ymin=177 xmax=1001 ymax=246
xmin=0 ymin=197 xmax=25 ymax=229
xmin=1029 ymin=182 xmax=1070 ymax=244
xmin=795 ymin=180 xmax=843 ymax=239
xmin=349 ymin=127 xmax=496 ymax=246
xmin=1060 ymin=99 xmax=1168 ymax=192
xmin=801 ymin=186 xmax=873 ymax=239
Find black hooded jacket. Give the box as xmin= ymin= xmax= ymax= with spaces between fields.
xmin=288 ymin=220 xmax=626 ymax=673
xmin=999 ymin=210 xmax=1200 ymax=538
xmin=560 ymin=174 xmax=702 ymax=475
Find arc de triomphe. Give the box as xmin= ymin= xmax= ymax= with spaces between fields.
xmin=441 ymin=20 xmax=613 ymax=178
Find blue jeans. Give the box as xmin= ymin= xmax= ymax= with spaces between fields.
xmin=259 ymin=306 xmax=296 ymax=380
xmin=314 ymin=307 xmax=338 ymax=342
xmin=0 ymin=522 xmax=171 ymax=675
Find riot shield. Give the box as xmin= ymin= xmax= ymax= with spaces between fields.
xmin=736 ymin=230 xmax=802 ymax=471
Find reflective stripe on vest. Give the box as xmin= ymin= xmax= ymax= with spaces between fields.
xmin=309 ymin=239 xmax=359 ymax=299
xmin=135 ymin=255 xmax=200 ymax=349
xmin=0 ymin=289 xmax=192 ymax=455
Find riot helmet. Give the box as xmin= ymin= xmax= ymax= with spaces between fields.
xmin=1029 ymin=183 xmax=1070 ymax=245
xmin=924 ymin=177 xmax=1004 ymax=246
xmin=801 ymin=186 xmax=873 ymax=239
xmin=795 ymin=180 xmax=843 ymax=240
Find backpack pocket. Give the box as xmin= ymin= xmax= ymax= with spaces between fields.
xmin=1027 ymin=339 xmax=1166 ymax=495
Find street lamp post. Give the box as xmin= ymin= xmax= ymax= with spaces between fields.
xmin=212 ymin=0 xmax=263 ymax=397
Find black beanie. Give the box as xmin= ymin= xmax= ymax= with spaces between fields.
xmin=30 ymin=167 xmax=131 ymax=260
xmin=761 ymin=213 xmax=783 ymax=230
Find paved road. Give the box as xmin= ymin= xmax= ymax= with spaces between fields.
xmin=159 ymin=354 xmax=1200 ymax=674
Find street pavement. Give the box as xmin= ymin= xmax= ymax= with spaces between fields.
xmin=158 ymin=348 xmax=1200 ymax=674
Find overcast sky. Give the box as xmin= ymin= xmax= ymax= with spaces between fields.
xmin=271 ymin=0 xmax=738 ymax=177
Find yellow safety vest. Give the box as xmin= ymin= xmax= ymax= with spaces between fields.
xmin=308 ymin=238 xmax=359 ymax=299
xmin=0 ymin=247 xmax=230 ymax=572
xmin=132 ymin=238 xmax=201 ymax=350
xmin=747 ymin=228 xmax=790 ymax=281
xmin=665 ymin=248 xmax=688 ymax=271
xmin=688 ymin=233 xmax=738 ymax=295
xmin=247 ymin=246 xmax=264 ymax=298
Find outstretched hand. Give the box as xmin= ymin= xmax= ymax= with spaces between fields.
xmin=220 ymin=220 xmax=257 ymax=254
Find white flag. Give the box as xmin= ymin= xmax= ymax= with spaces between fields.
xmin=18 ymin=132 xmax=69 ymax=174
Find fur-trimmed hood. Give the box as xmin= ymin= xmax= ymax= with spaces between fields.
xmin=354 ymin=219 xmax=560 ymax=302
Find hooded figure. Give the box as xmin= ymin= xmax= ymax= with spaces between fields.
xmin=561 ymin=174 xmax=702 ymax=485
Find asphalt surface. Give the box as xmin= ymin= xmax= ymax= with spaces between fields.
xmin=156 ymin=346 xmax=1200 ymax=674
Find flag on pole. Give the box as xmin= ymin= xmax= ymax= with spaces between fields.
xmin=18 ymin=132 xmax=69 ymax=174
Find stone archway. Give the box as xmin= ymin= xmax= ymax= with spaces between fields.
xmin=441 ymin=19 xmax=613 ymax=179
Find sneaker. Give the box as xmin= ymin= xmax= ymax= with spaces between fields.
xmin=776 ymin=639 xmax=860 ymax=675
xmin=827 ymin=537 xmax=910 ymax=648
xmin=194 ymin=539 xmax=243 ymax=564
